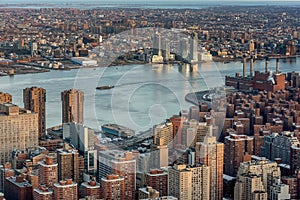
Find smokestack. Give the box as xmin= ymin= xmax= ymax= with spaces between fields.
xmin=265 ymin=57 xmax=269 ymax=73
xmin=243 ymin=55 xmax=247 ymax=77
xmin=250 ymin=56 xmax=254 ymax=77
xmin=276 ymin=58 xmax=280 ymax=74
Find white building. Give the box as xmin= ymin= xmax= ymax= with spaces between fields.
xmin=71 ymin=57 xmax=97 ymax=66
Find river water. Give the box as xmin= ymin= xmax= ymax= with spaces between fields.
xmin=0 ymin=58 xmax=299 ymax=132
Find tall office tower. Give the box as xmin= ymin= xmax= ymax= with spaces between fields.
xmin=196 ymin=135 xmax=224 ymax=200
xmin=100 ymin=174 xmax=125 ymax=200
xmin=150 ymin=138 xmax=168 ymax=169
xmin=0 ymin=103 xmax=38 ymax=164
xmin=61 ymin=89 xmax=84 ymax=124
xmin=290 ymin=144 xmax=300 ymax=175
xmin=189 ymin=32 xmax=198 ymax=62
xmin=224 ymin=134 xmax=253 ymax=177
xmin=80 ymin=180 xmax=100 ymax=199
xmin=168 ymin=165 xmax=192 ymax=200
xmin=153 ymin=32 xmax=162 ymax=57
xmin=139 ymin=186 xmax=160 ymax=199
xmin=57 ymin=148 xmax=80 ymax=183
xmin=0 ymin=92 xmax=12 ymax=104
xmin=168 ymin=164 xmax=210 ymax=200
xmin=53 ymin=179 xmax=78 ymax=200
xmin=38 ymin=156 xmax=58 ymax=189
xmin=64 ymin=122 xmax=97 ymax=174
xmin=23 ymin=87 xmax=46 ymax=138
xmin=0 ymin=163 xmax=14 ymax=193
xmin=162 ymin=39 xmax=170 ymax=61
xmin=270 ymin=178 xmax=290 ymax=200
xmin=146 ymin=169 xmax=168 ymax=197
xmin=261 ymin=132 xmax=299 ymax=165
xmin=234 ymin=158 xmax=281 ymax=199
xmin=153 ymin=121 xmax=174 ymax=147
xmin=180 ymin=38 xmax=189 ymax=60
xmin=33 ymin=185 xmax=53 ymax=200
xmin=98 ymin=151 xmax=136 ymax=200
xmin=4 ymin=176 xmax=33 ymax=200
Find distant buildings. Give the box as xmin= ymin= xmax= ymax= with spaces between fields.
xmin=61 ymin=89 xmax=84 ymax=124
xmin=23 ymin=87 xmax=46 ymax=139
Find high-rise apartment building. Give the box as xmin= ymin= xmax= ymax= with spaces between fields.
xmin=168 ymin=164 xmax=210 ymax=200
xmin=0 ymin=103 xmax=38 ymax=164
xmin=234 ymin=158 xmax=281 ymax=199
xmin=150 ymin=138 xmax=168 ymax=169
xmin=57 ymin=148 xmax=80 ymax=183
xmin=290 ymin=144 xmax=300 ymax=175
xmin=33 ymin=185 xmax=53 ymax=200
xmin=53 ymin=179 xmax=78 ymax=200
xmin=261 ymin=132 xmax=299 ymax=165
xmin=81 ymin=180 xmax=100 ymax=199
xmin=23 ymin=87 xmax=46 ymax=138
xmin=146 ymin=169 xmax=168 ymax=197
xmin=38 ymin=156 xmax=58 ymax=189
xmin=224 ymin=134 xmax=253 ymax=176
xmin=61 ymin=89 xmax=84 ymax=124
xmin=4 ymin=176 xmax=33 ymax=200
xmin=100 ymin=174 xmax=125 ymax=200
xmin=153 ymin=121 xmax=174 ymax=147
xmin=98 ymin=151 xmax=136 ymax=200
xmin=168 ymin=165 xmax=192 ymax=200
xmin=0 ymin=92 xmax=12 ymax=104
xmin=0 ymin=163 xmax=14 ymax=193
xmin=139 ymin=186 xmax=160 ymax=199
xmin=196 ymin=135 xmax=224 ymax=200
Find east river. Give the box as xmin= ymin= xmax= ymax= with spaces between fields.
xmin=0 ymin=58 xmax=299 ymax=132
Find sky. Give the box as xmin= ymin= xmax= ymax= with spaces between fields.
xmin=4 ymin=0 xmax=300 ymax=3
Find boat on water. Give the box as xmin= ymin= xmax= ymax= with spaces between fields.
xmin=96 ymin=85 xmax=114 ymax=90
xmin=101 ymin=124 xmax=135 ymax=138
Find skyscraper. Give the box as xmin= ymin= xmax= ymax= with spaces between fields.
xmin=23 ymin=87 xmax=46 ymax=138
xmin=4 ymin=176 xmax=33 ymax=200
xmin=61 ymin=89 xmax=84 ymax=124
xmin=224 ymin=134 xmax=253 ymax=177
xmin=38 ymin=156 xmax=58 ymax=189
xmin=234 ymin=158 xmax=281 ymax=199
xmin=153 ymin=121 xmax=174 ymax=147
xmin=0 ymin=103 xmax=39 ymax=164
xmin=100 ymin=174 xmax=125 ymax=200
xmin=196 ymin=135 xmax=224 ymax=200
xmin=168 ymin=164 xmax=210 ymax=200
xmin=290 ymin=144 xmax=300 ymax=175
xmin=189 ymin=32 xmax=198 ymax=63
xmin=146 ymin=169 xmax=168 ymax=197
xmin=98 ymin=151 xmax=136 ymax=200
xmin=81 ymin=180 xmax=100 ymax=199
xmin=57 ymin=148 xmax=80 ymax=183
xmin=53 ymin=179 xmax=78 ymax=200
